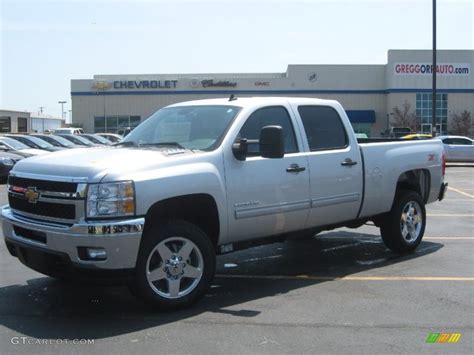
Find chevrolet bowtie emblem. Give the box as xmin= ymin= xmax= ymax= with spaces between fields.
xmin=25 ymin=187 xmax=40 ymax=204
xmin=92 ymin=81 xmax=112 ymax=90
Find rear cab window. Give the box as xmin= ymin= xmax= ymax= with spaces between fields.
xmin=297 ymin=105 xmax=348 ymax=151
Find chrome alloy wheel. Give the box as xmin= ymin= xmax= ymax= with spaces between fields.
xmin=400 ymin=201 xmax=423 ymax=243
xmin=145 ymin=237 xmax=203 ymax=299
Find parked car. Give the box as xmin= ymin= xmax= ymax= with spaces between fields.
xmin=55 ymin=134 xmax=101 ymax=147
xmin=117 ymin=127 xmax=132 ymax=137
xmin=32 ymin=134 xmax=84 ymax=149
xmin=401 ymin=134 xmax=432 ymax=140
xmin=436 ymin=135 xmax=474 ymax=162
xmin=0 ymin=149 xmax=23 ymax=179
xmin=54 ymin=128 xmax=84 ymax=135
xmin=5 ymin=134 xmax=64 ymax=152
xmin=390 ymin=127 xmax=412 ymax=138
xmin=0 ymin=137 xmax=48 ymax=157
xmin=96 ymin=133 xmax=123 ymax=143
xmin=80 ymin=134 xmax=112 ymax=145
xmin=2 ymin=97 xmax=447 ymax=309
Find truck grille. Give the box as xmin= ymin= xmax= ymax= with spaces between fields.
xmin=9 ymin=194 xmax=76 ymax=220
xmin=7 ymin=176 xmax=83 ymax=223
xmin=8 ymin=176 xmax=78 ymax=193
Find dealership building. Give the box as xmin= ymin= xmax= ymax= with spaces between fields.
xmin=0 ymin=110 xmax=64 ymax=133
xmin=71 ymin=49 xmax=473 ymax=136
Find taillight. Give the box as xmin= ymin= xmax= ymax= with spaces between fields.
xmin=442 ymin=152 xmax=446 ymax=176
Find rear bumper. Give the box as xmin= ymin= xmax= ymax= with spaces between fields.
xmin=438 ymin=183 xmax=448 ymax=201
xmin=1 ymin=205 xmax=144 ymax=273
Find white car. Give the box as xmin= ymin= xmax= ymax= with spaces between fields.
xmin=0 ymin=137 xmax=48 ymax=157
xmin=437 ymin=135 xmax=474 ymax=162
xmin=96 ymin=133 xmax=123 ymax=143
xmin=53 ymin=128 xmax=84 ymax=135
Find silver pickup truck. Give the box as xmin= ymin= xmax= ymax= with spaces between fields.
xmin=2 ymin=97 xmax=447 ymax=309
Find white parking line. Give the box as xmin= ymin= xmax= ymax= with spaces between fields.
xmin=448 ymin=186 xmax=474 ymax=199
xmin=427 ymin=214 xmax=474 ymax=217
xmin=424 ymin=237 xmax=474 ymax=240
xmin=215 ymin=274 xmax=474 ymax=281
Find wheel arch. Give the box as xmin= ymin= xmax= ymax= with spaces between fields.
xmin=395 ymin=169 xmax=431 ymax=204
xmin=143 ymin=193 xmax=220 ymax=249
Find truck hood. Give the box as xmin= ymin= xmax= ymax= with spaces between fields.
xmin=11 ymin=147 xmax=192 ymax=182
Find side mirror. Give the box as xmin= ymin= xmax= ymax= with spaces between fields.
xmin=260 ymin=125 xmax=284 ymax=159
xmin=232 ymin=138 xmax=248 ymax=161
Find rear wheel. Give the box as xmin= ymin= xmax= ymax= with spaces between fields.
xmin=380 ymin=190 xmax=426 ymax=253
xmin=132 ymin=220 xmax=215 ymax=309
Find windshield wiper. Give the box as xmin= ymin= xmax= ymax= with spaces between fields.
xmin=138 ymin=142 xmax=186 ymax=149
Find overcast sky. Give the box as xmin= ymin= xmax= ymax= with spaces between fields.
xmin=1 ymin=0 xmax=473 ymax=117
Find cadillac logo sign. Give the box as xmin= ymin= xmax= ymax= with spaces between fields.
xmin=201 ymin=80 xmax=237 ymax=88
xmin=24 ymin=187 xmax=40 ymax=204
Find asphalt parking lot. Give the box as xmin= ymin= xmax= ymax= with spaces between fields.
xmin=0 ymin=167 xmax=472 ymax=354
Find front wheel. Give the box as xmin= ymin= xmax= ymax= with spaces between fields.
xmin=132 ymin=220 xmax=216 ymax=309
xmin=380 ymin=190 xmax=426 ymax=253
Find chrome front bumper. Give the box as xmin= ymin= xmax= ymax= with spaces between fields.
xmin=1 ymin=205 xmax=144 ymax=270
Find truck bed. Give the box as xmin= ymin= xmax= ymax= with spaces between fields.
xmin=357 ymin=139 xmax=444 ymax=218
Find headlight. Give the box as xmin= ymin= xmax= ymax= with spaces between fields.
xmin=86 ymin=181 xmax=135 ymax=218
xmin=0 ymin=158 xmax=14 ymax=166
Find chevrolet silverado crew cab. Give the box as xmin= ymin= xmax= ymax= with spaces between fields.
xmin=2 ymin=97 xmax=448 ymax=309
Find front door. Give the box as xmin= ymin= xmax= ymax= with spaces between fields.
xmin=224 ymin=105 xmax=310 ymax=243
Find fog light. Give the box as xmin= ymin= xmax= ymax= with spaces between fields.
xmin=87 ymin=248 xmax=107 ymax=260
xmin=78 ymin=247 xmax=107 ymax=261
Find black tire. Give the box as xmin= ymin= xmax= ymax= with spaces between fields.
xmin=131 ymin=220 xmax=215 ymax=310
xmin=380 ymin=189 xmax=426 ymax=253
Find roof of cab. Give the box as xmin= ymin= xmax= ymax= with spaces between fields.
xmin=167 ymin=96 xmax=339 ymax=109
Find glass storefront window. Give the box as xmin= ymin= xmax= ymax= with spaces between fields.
xmin=118 ymin=116 xmax=129 ymax=128
xmin=130 ymin=116 xmax=141 ymax=128
xmin=106 ymin=116 xmax=118 ymax=130
xmin=415 ymin=93 xmax=448 ymax=135
xmin=94 ymin=115 xmax=141 ymax=133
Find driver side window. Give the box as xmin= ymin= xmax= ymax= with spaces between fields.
xmin=238 ymin=106 xmax=298 ymax=156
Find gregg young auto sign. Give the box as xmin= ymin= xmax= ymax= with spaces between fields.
xmin=394 ymin=63 xmax=470 ymax=76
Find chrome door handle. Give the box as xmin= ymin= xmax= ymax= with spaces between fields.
xmin=286 ymin=164 xmax=306 ymax=173
xmin=341 ymin=158 xmax=357 ymax=167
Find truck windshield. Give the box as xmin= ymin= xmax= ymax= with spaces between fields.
xmin=121 ymin=105 xmax=241 ymax=151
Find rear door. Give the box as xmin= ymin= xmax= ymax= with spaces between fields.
xmin=292 ymin=104 xmax=363 ymax=227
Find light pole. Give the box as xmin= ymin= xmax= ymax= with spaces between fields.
xmin=58 ymin=101 xmax=67 ymax=122
xmin=432 ymin=0 xmax=437 ymax=136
